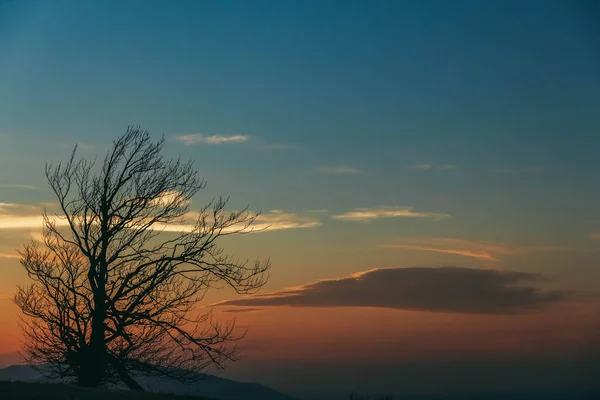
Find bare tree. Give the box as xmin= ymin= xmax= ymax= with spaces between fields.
xmin=14 ymin=126 xmax=269 ymax=390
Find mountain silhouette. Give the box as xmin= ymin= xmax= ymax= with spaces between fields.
xmin=0 ymin=365 xmax=298 ymax=400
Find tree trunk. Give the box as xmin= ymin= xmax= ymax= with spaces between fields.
xmin=78 ymin=291 xmax=108 ymax=387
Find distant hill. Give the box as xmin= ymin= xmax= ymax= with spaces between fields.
xmin=0 ymin=365 xmax=41 ymax=382
xmin=0 ymin=365 xmax=298 ymax=400
xmin=0 ymin=381 xmax=212 ymax=400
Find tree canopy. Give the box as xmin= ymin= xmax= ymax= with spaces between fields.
xmin=14 ymin=126 xmax=270 ymax=390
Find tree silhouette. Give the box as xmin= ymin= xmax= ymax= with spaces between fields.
xmin=14 ymin=126 xmax=269 ymax=390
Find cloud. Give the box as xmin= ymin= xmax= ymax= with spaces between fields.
xmin=378 ymin=237 xmax=567 ymax=261
xmin=380 ymin=244 xmax=496 ymax=260
xmin=153 ymin=210 xmax=321 ymax=234
xmin=0 ymin=252 xmax=19 ymax=259
xmin=332 ymin=206 xmax=451 ymax=222
xmin=220 ymin=308 xmax=262 ymax=313
xmin=315 ymin=166 xmax=367 ymax=175
xmin=589 ymin=233 xmax=600 ymax=240
xmin=0 ymin=203 xmax=57 ymax=230
xmin=409 ymin=163 xmax=457 ymax=171
xmin=217 ymin=267 xmax=567 ymax=314
xmin=175 ymin=134 xmax=249 ymax=145
xmin=149 ymin=190 xmax=189 ymax=207
xmin=0 ymin=203 xmax=320 ymax=234
xmin=0 ymin=202 xmax=76 ymax=231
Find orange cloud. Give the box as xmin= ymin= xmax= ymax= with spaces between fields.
xmin=0 ymin=203 xmax=320 ymax=234
xmin=152 ymin=210 xmax=321 ymax=234
xmin=0 ymin=203 xmax=67 ymax=230
xmin=379 ymin=244 xmax=496 ymax=260
xmin=378 ymin=237 xmax=568 ymax=261
xmin=0 ymin=252 xmax=19 ymax=259
xmin=332 ymin=206 xmax=451 ymax=222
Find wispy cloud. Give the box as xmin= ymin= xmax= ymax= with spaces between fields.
xmin=253 ymin=210 xmax=321 ymax=231
xmin=217 ymin=267 xmax=567 ymax=314
xmin=220 ymin=308 xmax=263 ymax=313
xmin=175 ymin=134 xmax=250 ymax=145
xmin=409 ymin=163 xmax=457 ymax=171
xmin=378 ymin=237 xmax=568 ymax=261
xmin=0 ymin=252 xmax=19 ymax=259
xmin=332 ymin=206 xmax=451 ymax=222
xmin=0 ymin=203 xmax=59 ymax=230
xmin=379 ymin=244 xmax=497 ymax=260
xmin=153 ymin=210 xmax=321 ymax=234
xmin=149 ymin=190 xmax=189 ymax=207
xmin=315 ymin=166 xmax=367 ymax=175
xmin=0 ymin=203 xmax=320 ymax=234
xmin=589 ymin=233 xmax=600 ymax=240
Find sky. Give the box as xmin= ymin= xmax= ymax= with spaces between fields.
xmin=1 ymin=0 xmax=600 ymax=399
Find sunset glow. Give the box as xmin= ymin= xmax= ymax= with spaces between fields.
xmin=1 ymin=1 xmax=599 ymax=399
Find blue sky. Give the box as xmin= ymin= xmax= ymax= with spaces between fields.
xmin=1 ymin=0 xmax=600 ymax=278
xmin=1 ymin=1 xmax=599 ymax=223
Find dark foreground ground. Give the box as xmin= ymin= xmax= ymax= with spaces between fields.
xmin=392 ymin=394 xmax=600 ymax=400
xmin=0 ymin=381 xmax=213 ymax=400
xmin=2 ymin=381 xmax=600 ymax=400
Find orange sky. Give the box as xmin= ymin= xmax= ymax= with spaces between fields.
xmin=1 ymin=202 xmax=600 ymax=397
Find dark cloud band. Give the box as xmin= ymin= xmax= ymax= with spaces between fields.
xmin=218 ymin=267 xmax=567 ymax=314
